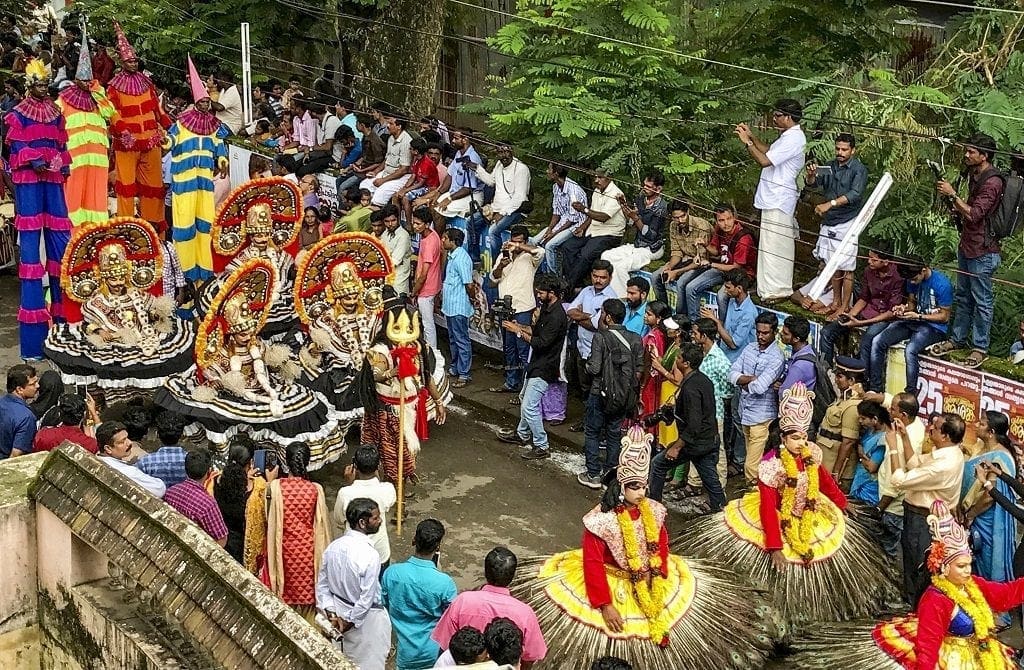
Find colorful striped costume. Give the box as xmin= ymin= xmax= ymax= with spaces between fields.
xmin=108 ymin=71 xmax=170 ymax=230
xmin=57 ymin=83 xmax=122 ymax=226
xmin=166 ymin=109 xmax=228 ymax=281
xmin=4 ymin=98 xmax=72 ymax=359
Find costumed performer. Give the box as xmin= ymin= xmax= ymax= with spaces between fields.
xmin=43 ymin=217 xmax=195 ymax=399
xmin=509 ymin=424 xmax=779 ymax=669
xmin=675 ymin=382 xmax=897 ymax=633
xmin=360 ymin=296 xmax=451 ymax=488
xmin=153 ymin=259 xmax=347 ymax=468
xmin=166 ymin=56 xmax=229 ymax=281
xmin=198 ymin=177 xmax=301 ymax=339
xmin=5 ymin=58 xmax=71 ymax=360
xmin=295 ymin=232 xmax=393 ymax=421
xmin=790 ymin=499 xmax=1024 ymax=670
xmin=108 ymin=22 xmax=171 ymax=230
xmin=58 ymin=18 xmax=125 ymax=228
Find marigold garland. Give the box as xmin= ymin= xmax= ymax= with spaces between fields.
xmin=779 ymin=445 xmax=820 ymax=562
xmin=931 ymin=575 xmax=1003 ymax=670
xmin=616 ymin=499 xmax=670 ymax=646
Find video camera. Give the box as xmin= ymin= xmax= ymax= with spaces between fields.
xmin=491 ymin=295 xmax=516 ymax=326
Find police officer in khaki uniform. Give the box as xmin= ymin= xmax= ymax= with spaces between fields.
xmin=816 ymin=356 xmax=864 ymax=489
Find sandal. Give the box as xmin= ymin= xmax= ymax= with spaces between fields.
xmin=488 ymin=386 xmax=516 ymax=393
xmin=926 ymin=340 xmax=960 ymax=357
xmin=963 ymin=349 xmax=987 ymax=369
xmin=508 ymin=396 xmax=521 ymax=406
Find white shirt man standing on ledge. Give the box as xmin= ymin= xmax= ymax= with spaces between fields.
xmin=734 ymin=98 xmax=807 ymax=302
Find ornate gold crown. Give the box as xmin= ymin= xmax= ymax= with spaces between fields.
xmin=329 ymin=261 xmax=363 ymax=299
xmin=245 ymin=203 xmax=274 ymax=235
xmin=386 ymin=309 xmax=420 ymax=346
xmin=618 ymin=424 xmax=652 ymax=487
xmin=96 ymin=243 xmax=130 ymax=280
xmin=779 ymin=382 xmax=814 ymax=435
xmin=222 ymin=291 xmax=258 ymax=334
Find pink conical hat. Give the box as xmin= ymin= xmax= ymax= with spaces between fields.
xmin=113 ymin=22 xmax=136 ymax=62
xmin=187 ymin=55 xmax=208 ymax=102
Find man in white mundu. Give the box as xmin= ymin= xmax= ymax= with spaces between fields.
xmin=734 ymin=99 xmax=807 ymax=301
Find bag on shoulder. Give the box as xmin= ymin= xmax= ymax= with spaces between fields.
xmin=986 ymin=171 xmax=1024 ymax=241
xmin=600 ymin=329 xmax=639 ymax=417
xmin=792 ymin=351 xmax=836 ymax=428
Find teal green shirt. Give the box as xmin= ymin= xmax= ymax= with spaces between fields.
xmin=700 ymin=342 xmax=734 ymax=421
xmin=382 ymin=556 xmax=458 ymax=669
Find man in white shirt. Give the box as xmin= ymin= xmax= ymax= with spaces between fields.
xmin=890 ymin=412 xmax=966 ymax=606
xmin=379 ymin=205 xmax=412 ymax=295
xmin=95 ymin=421 xmax=166 ymax=498
xmin=333 ymin=446 xmax=397 ymax=571
xmin=489 ymin=226 xmax=544 ymax=393
xmin=873 ymin=392 xmax=926 ymax=561
xmin=734 ymin=99 xmax=807 ymax=301
xmin=213 ymin=71 xmax=244 ymax=135
xmin=470 ymin=144 xmax=531 ymax=266
xmin=360 ymin=115 xmax=412 ymax=207
xmin=316 ymin=498 xmax=392 ymax=670
xmin=559 ymin=169 xmax=627 ymax=291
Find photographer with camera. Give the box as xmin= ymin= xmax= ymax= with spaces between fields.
xmin=495 ymin=274 xmax=569 ymax=461
xmin=805 ymin=133 xmax=868 ymax=314
xmin=646 ymin=343 xmax=725 ymax=511
xmin=488 ymin=226 xmax=544 ymax=394
xmin=929 ymin=133 xmax=1005 ymax=369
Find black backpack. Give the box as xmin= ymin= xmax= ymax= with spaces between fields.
xmin=600 ymin=329 xmax=639 ymax=417
xmin=985 ymin=171 xmax=1024 ymax=241
xmin=792 ymin=351 xmax=836 ymax=429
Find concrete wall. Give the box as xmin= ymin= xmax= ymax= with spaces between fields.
xmin=0 ymin=454 xmax=44 ymax=670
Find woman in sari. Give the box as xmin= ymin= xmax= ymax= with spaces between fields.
xmin=960 ymin=411 xmax=1018 ymax=586
xmin=265 ymin=442 xmax=331 ymax=621
xmin=212 ymin=441 xmax=274 ymax=573
xmin=649 ymin=317 xmax=684 ymax=488
xmin=637 ymin=301 xmax=671 ymax=433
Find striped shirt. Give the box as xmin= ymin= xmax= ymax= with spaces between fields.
xmin=728 ymin=342 xmax=785 ymax=426
xmin=136 ymin=445 xmax=188 ymax=488
xmin=551 ymin=178 xmax=588 ymax=230
xmin=441 ymin=246 xmax=474 ymax=318
xmin=699 ymin=343 xmax=734 ymax=421
xmin=161 ymin=241 xmax=186 ymax=301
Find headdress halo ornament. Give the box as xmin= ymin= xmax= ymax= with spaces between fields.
xmin=60 ymin=217 xmax=163 ymax=310
xmin=294 ymin=232 xmax=394 ymax=324
xmin=617 ymin=424 xmax=653 ymax=487
xmin=212 ymin=177 xmax=302 ymax=260
xmin=926 ymin=500 xmax=972 ymax=574
xmin=195 ymin=258 xmax=276 ymax=375
xmin=779 ymin=382 xmax=815 ymax=435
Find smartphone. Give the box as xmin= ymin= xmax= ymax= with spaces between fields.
xmin=254 ymin=449 xmax=277 ymax=476
xmin=77 ymin=384 xmax=88 ymax=398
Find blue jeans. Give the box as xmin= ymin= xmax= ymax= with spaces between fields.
xmin=445 ymin=216 xmax=471 ymax=254
xmin=728 ymin=393 xmax=746 ymax=468
xmin=530 ymin=226 xmax=576 ymax=274
xmin=869 ymin=320 xmax=946 ymax=393
xmin=648 ymin=442 xmax=726 ymax=510
xmin=584 ymin=393 xmax=624 ymax=477
xmin=485 ymin=212 xmax=525 ymax=263
xmin=683 ymin=267 xmax=727 ymax=322
xmin=466 ymin=212 xmax=488 ymax=264
xmin=503 ymin=311 xmax=533 ymax=390
xmin=446 ymin=314 xmax=472 ymax=379
xmin=651 ymin=266 xmax=700 ymax=313
xmin=951 ymin=251 xmax=1000 ymax=351
xmin=517 ymin=377 xmax=550 ymax=449
xmin=337 ymin=174 xmax=361 ymax=197
xmin=819 ymin=320 xmax=889 ymax=369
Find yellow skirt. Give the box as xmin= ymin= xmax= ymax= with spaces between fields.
xmin=873 ymin=615 xmax=1015 ymax=669
xmin=657 ymin=382 xmax=678 ymax=446
xmin=723 ymin=491 xmax=846 ymax=564
xmin=537 ymin=549 xmax=695 ymax=641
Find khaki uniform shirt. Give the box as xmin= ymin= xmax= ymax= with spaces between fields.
xmin=667 ymin=215 xmax=713 ymax=261
xmin=816 ymin=389 xmax=861 ymax=479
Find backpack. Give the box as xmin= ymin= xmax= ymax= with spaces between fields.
xmin=792 ymin=351 xmax=836 ymax=429
xmin=600 ymin=329 xmax=639 ymax=417
xmin=985 ymin=171 xmax=1024 ymax=241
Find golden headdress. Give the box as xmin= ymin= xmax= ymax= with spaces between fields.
xmin=618 ymin=424 xmax=653 ymax=487
xmin=779 ymin=382 xmax=814 ymax=435
xmin=926 ymin=500 xmax=972 ymax=573
xmin=294 ymin=232 xmax=395 ymax=324
xmin=212 ymin=177 xmax=302 ymax=260
xmin=61 ymin=217 xmax=162 ymax=307
xmin=196 ymin=258 xmax=276 ymax=374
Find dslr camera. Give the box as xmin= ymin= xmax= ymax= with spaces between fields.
xmin=643 ymin=404 xmax=676 ymax=428
xmin=491 ymin=295 xmax=516 ymax=325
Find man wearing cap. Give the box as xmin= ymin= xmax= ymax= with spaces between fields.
xmin=165 ymin=56 xmax=229 ymax=282
xmin=58 ymin=19 xmax=124 ymax=227
xmin=816 ymin=356 xmax=865 ymax=490
xmin=930 ymin=133 xmax=1004 ymax=369
xmin=107 ymin=22 xmax=172 ymax=230
xmin=559 ymin=168 xmax=627 ymax=292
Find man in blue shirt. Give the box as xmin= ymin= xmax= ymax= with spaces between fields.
xmin=868 ymin=259 xmax=953 ymax=394
xmin=136 ymin=411 xmax=189 ymax=488
xmin=728 ymin=313 xmax=786 ymax=484
xmin=622 ymin=276 xmax=650 ymax=336
xmin=441 ymin=228 xmax=476 ymax=387
xmin=566 ymin=260 xmax=617 ymax=431
xmin=382 ymin=518 xmax=457 ymax=670
xmin=0 ymin=364 xmax=39 ymax=459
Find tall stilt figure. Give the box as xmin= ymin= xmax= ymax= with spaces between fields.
xmin=108 ymin=22 xmax=170 ymax=231
xmin=166 ymin=56 xmax=228 ymax=282
xmin=4 ymin=59 xmax=71 ymax=359
xmin=58 ymin=18 xmax=123 ymax=227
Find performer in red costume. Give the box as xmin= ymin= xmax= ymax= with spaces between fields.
xmin=792 ymin=499 xmax=1024 ymax=670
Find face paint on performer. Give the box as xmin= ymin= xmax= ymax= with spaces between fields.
xmin=251 ymin=231 xmax=271 ymax=250
xmin=622 ymin=481 xmax=647 ymax=506
xmin=782 ymin=431 xmax=808 ymax=455
xmin=945 ymin=554 xmax=973 ymax=586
